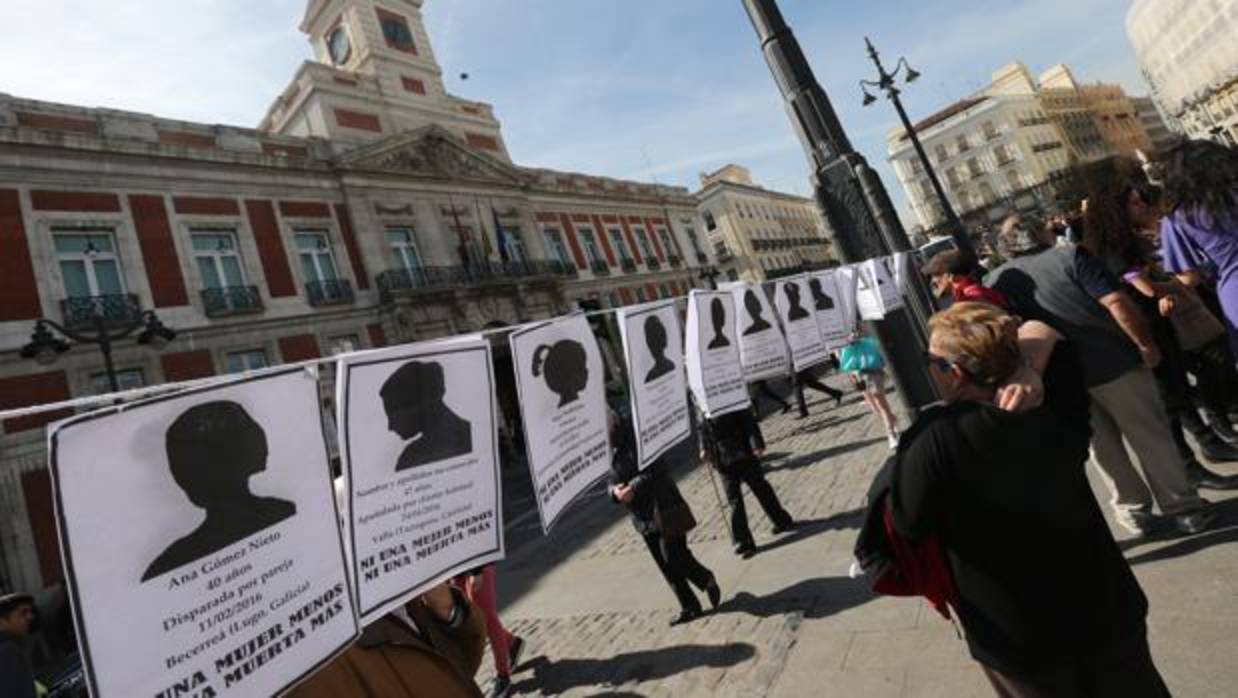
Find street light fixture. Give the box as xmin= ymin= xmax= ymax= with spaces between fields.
xmin=859 ymin=37 xmax=973 ymax=258
xmin=20 ymin=310 xmax=177 ymax=394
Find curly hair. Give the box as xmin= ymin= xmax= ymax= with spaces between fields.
xmin=1159 ymin=139 xmax=1238 ymax=225
xmin=1079 ymin=156 xmax=1157 ymax=268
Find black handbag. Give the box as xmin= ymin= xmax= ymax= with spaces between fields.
xmin=654 ymin=501 xmax=697 ymax=537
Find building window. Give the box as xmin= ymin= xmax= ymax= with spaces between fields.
xmin=226 ymin=349 xmax=270 ymax=374
xmin=378 ymin=11 xmax=415 ymax=52
xmin=387 ymin=227 xmax=423 ymax=272
xmin=90 ymin=367 xmax=145 ymax=396
xmin=577 ymin=227 xmax=602 ymax=264
xmin=633 ymin=227 xmax=655 ymax=261
xmin=192 ymin=231 xmax=246 ymax=290
xmin=54 ymin=231 xmax=125 ymax=299
xmin=983 ymin=121 xmax=999 ymax=140
xmin=656 ymin=228 xmax=677 ymax=258
xmin=328 ymin=335 xmax=360 ymax=356
xmin=497 ymin=225 xmax=526 ymax=262
xmin=935 ymin=143 xmax=949 ymax=162
xmin=703 ymin=210 xmax=717 ymax=231
xmin=684 ymin=226 xmax=703 ymax=257
xmin=608 ymin=229 xmax=632 ymax=261
xmin=543 ymin=228 xmax=571 ymax=266
xmin=659 ymin=283 xmax=671 ymax=298
xmin=634 ymin=287 xmax=647 ymax=303
xmin=957 ymin=134 xmax=970 ymax=152
xmin=295 ymin=232 xmax=340 ymax=283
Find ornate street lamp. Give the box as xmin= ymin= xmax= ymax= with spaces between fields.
xmin=860 ymin=37 xmax=973 ymax=258
xmin=20 ymin=311 xmax=177 ymax=393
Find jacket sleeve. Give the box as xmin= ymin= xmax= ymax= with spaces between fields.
xmin=0 ymin=643 xmax=37 ymax=698
xmin=433 ymin=589 xmax=487 ymax=680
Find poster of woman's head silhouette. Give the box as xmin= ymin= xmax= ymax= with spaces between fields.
xmin=685 ymin=291 xmax=749 ymax=418
xmin=721 ymin=281 xmax=791 ymax=381
xmin=338 ymin=336 xmax=503 ymax=624
xmin=49 ymin=369 xmax=358 ymax=698
xmin=618 ymin=300 xmax=691 ymax=470
xmin=510 ymin=314 xmax=611 ymax=532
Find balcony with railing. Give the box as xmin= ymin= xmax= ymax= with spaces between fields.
xmin=306 ymin=279 xmax=355 ymax=307
xmin=620 ymin=258 xmax=637 ymax=273
xmin=668 ymin=255 xmax=682 ymax=269
xmin=60 ymin=294 xmax=141 ymax=330
xmin=696 ymin=252 xmax=708 ymax=265
xmin=202 ymin=286 xmax=263 ymax=318
xmin=376 ymin=260 xmax=578 ymax=301
xmin=590 ymin=259 xmax=611 ymax=276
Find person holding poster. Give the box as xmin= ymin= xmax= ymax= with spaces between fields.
xmin=617 ymin=302 xmax=692 ymax=470
xmin=609 ymin=411 xmax=720 ymax=626
xmin=509 ymin=315 xmax=611 ymax=533
xmin=699 ymin=410 xmax=799 ymax=558
xmin=685 ymin=291 xmax=750 ymax=419
xmin=50 ymin=369 xmax=359 ymax=698
xmin=289 ymin=583 xmax=487 ymax=698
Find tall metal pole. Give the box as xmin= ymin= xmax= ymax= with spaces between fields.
xmin=741 ymin=0 xmax=937 ymax=410
xmin=864 ymin=39 xmax=972 ymax=257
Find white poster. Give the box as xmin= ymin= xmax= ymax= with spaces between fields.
xmin=892 ymin=251 xmax=912 ymax=294
xmin=773 ymin=275 xmax=831 ymax=371
xmin=807 ymin=270 xmax=850 ymax=351
xmin=684 ymin=290 xmax=750 ymax=418
xmin=618 ymin=301 xmax=691 ymax=470
xmin=50 ymin=369 xmax=358 ymax=698
xmin=509 ymin=314 xmax=611 ymax=533
xmin=855 ymin=263 xmax=886 ymax=320
xmin=872 ymin=257 xmax=905 ymax=312
xmin=835 ymin=266 xmax=860 ymax=339
xmin=720 ymin=281 xmax=791 ymax=381
xmin=338 ymin=336 xmax=503 ymax=625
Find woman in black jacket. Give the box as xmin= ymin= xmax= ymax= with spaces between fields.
xmin=608 ymin=412 xmax=720 ymax=625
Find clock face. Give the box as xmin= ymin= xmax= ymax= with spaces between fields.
xmin=327 ymin=27 xmax=351 ymax=65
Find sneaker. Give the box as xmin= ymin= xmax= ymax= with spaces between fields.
xmin=1170 ymin=509 xmax=1216 ymax=535
xmin=507 ymin=636 xmax=525 ymax=672
xmin=488 ymin=675 xmax=513 ymax=698
xmin=771 ymin=520 xmax=800 ymax=535
xmin=887 ymin=432 xmax=900 ymax=450
xmin=670 ymin=608 xmax=703 ymax=626
xmin=1118 ymin=509 xmax=1158 ymax=538
xmin=735 ymin=544 xmax=756 ymax=559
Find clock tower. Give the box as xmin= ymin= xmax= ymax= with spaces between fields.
xmin=260 ymin=0 xmax=511 ymax=162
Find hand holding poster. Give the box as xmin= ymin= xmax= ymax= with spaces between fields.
xmin=773 ymin=275 xmax=831 ymax=371
xmin=807 ymin=271 xmax=850 ymax=351
xmin=720 ymin=281 xmax=790 ymax=381
xmin=338 ymin=336 xmax=503 ymax=625
xmin=685 ymin=290 xmax=750 ymax=418
xmin=509 ymin=314 xmax=611 ymax=532
xmin=50 ymin=369 xmax=358 ymax=698
xmin=618 ymin=301 xmax=691 ymax=470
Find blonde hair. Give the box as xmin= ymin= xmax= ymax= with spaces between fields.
xmin=928 ymin=302 xmax=1021 ymax=387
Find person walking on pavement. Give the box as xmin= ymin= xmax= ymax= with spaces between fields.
xmin=700 ymin=408 xmax=799 ymax=558
xmin=838 ymin=334 xmax=901 ymax=449
xmin=875 ymin=302 xmax=1171 ymax=697
xmin=452 ymin=566 xmax=526 ymax=698
xmin=988 ymin=214 xmax=1215 ymax=536
xmin=0 ymin=593 xmax=38 ymax=698
xmin=608 ymin=410 xmax=721 ymax=626
xmin=749 ymin=379 xmax=792 ymax=416
xmin=792 ymin=365 xmax=843 ymax=419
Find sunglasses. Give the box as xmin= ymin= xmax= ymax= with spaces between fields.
xmin=923 ymin=351 xmax=955 ymax=372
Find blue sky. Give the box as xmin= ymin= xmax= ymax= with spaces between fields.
xmin=0 ymin=0 xmax=1144 ymax=215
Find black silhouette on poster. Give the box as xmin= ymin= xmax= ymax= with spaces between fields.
xmin=381 ymin=360 xmax=473 ymax=471
xmin=784 ymin=283 xmax=810 ymax=321
xmin=706 ymin=298 xmax=731 ymax=350
xmin=742 ymin=291 xmax=772 ymax=336
xmin=142 ymin=401 xmax=297 ymax=582
xmin=643 ymin=315 xmax=676 ymax=383
xmin=532 ymin=339 xmax=589 ymax=407
xmin=808 ymin=278 xmax=835 ymax=311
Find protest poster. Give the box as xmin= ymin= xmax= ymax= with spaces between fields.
xmin=834 ymin=265 xmax=860 ymax=338
xmin=338 ymin=336 xmax=503 ymax=625
xmin=618 ymin=300 xmax=691 ymax=470
xmin=773 ymin=275 xmax=831 ymax=371
xmin=720 ymin=281 xmax=791 ymax=381
xmin=872 ymin=257 xmax=905 ymax=312
xmin=855 ymin=262 xmax=887 ymax=320
xmin=50 ymin=368 xmax=358 ymax=698
xmin=509 ymin=314 xmax=611 ymax=533
xmin=684 ymin=290 xmax=750 ymax=418
xmin=807 ymin=270 xmax=850 ymax=351
xmin=891 ymin=251 xmax=912 ymax=294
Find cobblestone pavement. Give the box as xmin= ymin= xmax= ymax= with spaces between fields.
xmin=485 ymin=382 xmax=1238 ymax=697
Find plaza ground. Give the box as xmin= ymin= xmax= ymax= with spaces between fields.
xmin=487 ymin=383 xmax=1238 ymax=697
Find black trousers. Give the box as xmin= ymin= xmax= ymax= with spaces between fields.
xmin=641 ymin=533 xmax=714 ymax=613
xmin=1183 ymin=336 xmax=1238 ymax=416
xmin=751 ymin=380 xmax=791 ymax=412
xmin=981 ymin=626 xmax=1171 ymax=698
xmin=794 ymin=370 xmax=843 ymax=418
xmin=721 ymin=461 xmax=793 ymax=549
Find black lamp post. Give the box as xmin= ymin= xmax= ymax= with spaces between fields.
xmin=20 ymin=311 xmax=177 ymax=393
xmin=859 ymin=37 xmax=973 ymax=258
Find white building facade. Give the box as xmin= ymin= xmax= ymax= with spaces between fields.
xmin=1128 ymin=0 xmax=1238 ymax=144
